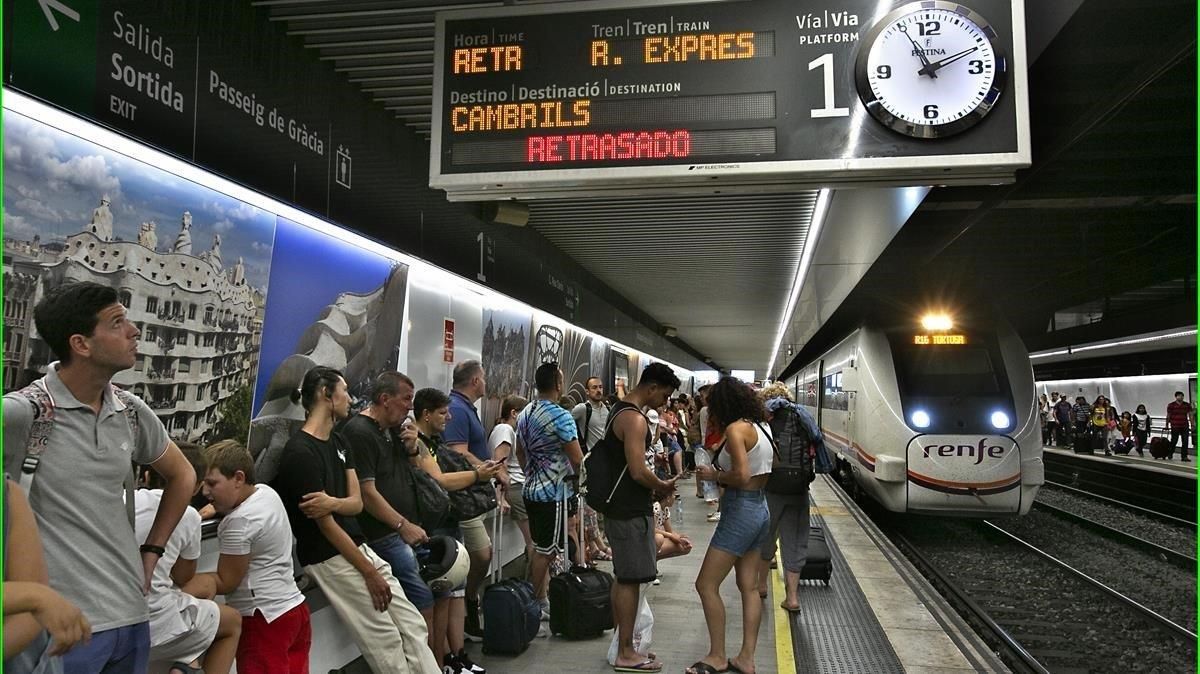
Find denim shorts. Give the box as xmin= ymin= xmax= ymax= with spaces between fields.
xmin=369 ymin=533 xmax=436 ymax=611
xmin=709 ymin=488 xmax=770 ymax=557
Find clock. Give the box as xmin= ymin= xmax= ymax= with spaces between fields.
xmin=854 ymin=1 xmax=1006 ymax=139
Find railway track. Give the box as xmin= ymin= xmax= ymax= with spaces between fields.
xmin=1041 ymin=451 xmax=1196 ymax=521
xmin=1043 ymin=479 xmax=1196 ymax=530
xmin=1030 ymin=501 xmax=1196 ymax=570
xmin=886 ymin=518 xmax=1196 ymax=673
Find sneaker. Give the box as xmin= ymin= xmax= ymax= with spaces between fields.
xmin=443 ymin=654 xmax=468 ymax=674
xmin=536 ymin=624 xmax=550 ymax=638
xmin=457 ymin=649 xmax=486 ymax=674
xmin=539 ymin=598 xmax=550 ymax=621
xmin=652 ymin=578 xmax=661 ymax=585
xmin=706 ymin=512 xmax=721 ymax=522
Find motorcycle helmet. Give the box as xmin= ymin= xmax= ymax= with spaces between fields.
xmin=418 ymin=535 xmax=469 ymax=593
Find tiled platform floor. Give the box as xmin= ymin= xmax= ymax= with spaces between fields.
xmin=476 ymin=490 xmax=779 ymax=674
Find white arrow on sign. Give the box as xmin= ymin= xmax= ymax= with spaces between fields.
xmin=38 ymin=0 xmax=80 ymax=32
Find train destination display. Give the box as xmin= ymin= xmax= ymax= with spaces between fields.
xmin=431 ymin=0 xmax=1030 ymax=200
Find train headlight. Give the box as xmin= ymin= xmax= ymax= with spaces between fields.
xmin=990 ymin=411 xmax=1010 ymax=429
xmin=911 ymin=410 xmax=931 ymax=429
xmin=921 ymin=314 xmax=954 ymax=331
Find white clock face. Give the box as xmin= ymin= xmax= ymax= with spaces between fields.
xmin=855 ymin=2 xmax=1005 ymax=138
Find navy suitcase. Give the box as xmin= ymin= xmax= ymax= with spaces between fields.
xmin=800 ymin=526 xmax=832 ymax=584
xmin=482 ymin=513 xmax=540 ymax=654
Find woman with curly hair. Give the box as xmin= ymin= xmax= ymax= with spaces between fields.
xmin=686 ymin=377 xmax=774 ymax=674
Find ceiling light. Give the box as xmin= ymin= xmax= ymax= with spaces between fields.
xmin=766 ymin=188 xmax=831 ymax=378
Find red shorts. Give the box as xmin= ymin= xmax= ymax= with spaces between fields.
xmin=236 ymin=602 xmax=312 ymax=674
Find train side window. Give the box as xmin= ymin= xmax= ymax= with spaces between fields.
xmin=821 ymin=372 xmax=848 ymax=411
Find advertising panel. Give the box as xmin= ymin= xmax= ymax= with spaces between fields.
xmin=3 ymin=110 xmax=275 ymax=447
xmin=249 ymin=218 xmax=408 ymax=477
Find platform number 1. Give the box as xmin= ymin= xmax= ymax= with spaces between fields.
xmin=476 ymin=232 xmax=488 ymax=282
xmin=809 ymin=53 xmax=850 ymax=118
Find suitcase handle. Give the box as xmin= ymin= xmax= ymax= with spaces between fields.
xmin=491 ymin=505 xmax=504 ymax=584
xmin=560 ymin=488 xmax=585 ymax=570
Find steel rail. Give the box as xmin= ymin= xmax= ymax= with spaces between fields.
xmin=1043 ymin=480 xmax=1196 ymax=529
xmin=1031 ymin=501 xmax=1197 ymax=569
xmin=981 ymin=522 xmax=1197 ymax=643
xmin=889 ymin=530 xmax=1051 ymax=674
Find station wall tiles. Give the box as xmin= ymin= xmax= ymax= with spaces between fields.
xmin=404 ymin=274 xmax=483 ymax=395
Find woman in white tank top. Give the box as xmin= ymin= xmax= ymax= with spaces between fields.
xmin=687 ymin=377 xmax=772 ymax=674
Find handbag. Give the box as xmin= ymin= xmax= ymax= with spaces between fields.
xmin=408 ymin=463 xmax=451 ymax=529
xmin=431 ymin=438 xmax=497 ymax=521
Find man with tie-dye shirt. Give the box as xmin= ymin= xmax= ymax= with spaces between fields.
xmin=516 ymin=362 xmax=583 ymax=615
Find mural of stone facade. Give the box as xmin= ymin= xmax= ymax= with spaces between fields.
xmin=3 ymin=202 xmax=266 ymax=443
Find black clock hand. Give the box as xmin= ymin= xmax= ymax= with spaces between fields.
xmin=919 ymin=45 xmax=980 ymax=77
xmin=899 ymin=25 xmax=937 ymax=79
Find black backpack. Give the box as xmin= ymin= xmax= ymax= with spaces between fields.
xmin=764 ymin=405 xmax=815 ymax=494
xmin=581 ymin=405 xmax=642 ymax=515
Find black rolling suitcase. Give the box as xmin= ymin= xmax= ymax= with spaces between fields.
xmin=800 ymin=526 xmax=832 ymax=584
xmin=549 ymin=494 xmax=614 ymax=639
xmin=1073 ymin=434 xmax=1093 ymax=454
xmin=482 ymin=511 xmax=540 ymax=655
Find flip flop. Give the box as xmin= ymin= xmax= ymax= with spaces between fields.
xmin=684 ymin=662 xmax=722 ymax=674
xmin=725 ymin=660 xmax=753 ymax=674
xmin=614 ymin=660 xmax=662 ymax=673
xmin=780 ymin=602 xmax=801 ymax=614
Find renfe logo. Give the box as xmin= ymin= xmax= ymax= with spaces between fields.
xmin=923 ymin=438 xmax=1005 ymax=465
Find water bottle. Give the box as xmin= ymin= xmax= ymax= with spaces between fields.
xmin=694 ymin=447 xmax=719 ymax=502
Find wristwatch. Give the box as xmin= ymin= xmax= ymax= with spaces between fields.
xmin=139 ymin=544 xmax=166 ymax=557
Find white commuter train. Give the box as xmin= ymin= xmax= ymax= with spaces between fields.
xmin=790 ymin=313 xmax=1044 ymax=515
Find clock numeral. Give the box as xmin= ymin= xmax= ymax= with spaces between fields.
xmin=923 ymin=104 xmax=939 ymax=119
xmin=876 ymin=65 xmax=892 ymax=79
xmin=916 ymin=20 xmax=941 ymax=36
xmin=968 ymin=59 xmax=984 ymax=74
xmin=808 ymin=53 xmax=850 ymax=119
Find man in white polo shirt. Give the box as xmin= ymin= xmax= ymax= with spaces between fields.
xmin=4 ymin=281 xmax=196 ymax=674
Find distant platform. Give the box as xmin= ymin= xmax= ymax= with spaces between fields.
xmin=1043 ymin=444 xmax=1197 ymax=480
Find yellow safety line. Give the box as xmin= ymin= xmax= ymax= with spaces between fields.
xmin=771 ymin=563 xmax=797 ymax=674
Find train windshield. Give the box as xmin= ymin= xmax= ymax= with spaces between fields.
xmin=891 ymin=344 xmax=1001 ymax=396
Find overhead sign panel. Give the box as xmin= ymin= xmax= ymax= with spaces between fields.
xmin=431 ymin=0 xmax=1030 ymax=200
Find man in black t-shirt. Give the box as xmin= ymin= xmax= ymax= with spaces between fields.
xmin=342 ymin=371 xmax=437 ymax=633
xmin=605 ymin=363 xmax=680 ymax=674
xmin=273 ymin=366 xmax=439 ymax=674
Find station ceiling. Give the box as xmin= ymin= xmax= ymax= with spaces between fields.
xmin=260 ymin=0 xmax=1197 ymax=375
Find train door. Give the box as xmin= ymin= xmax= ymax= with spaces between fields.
xmin=815 ymin=360 xmax=825 ymax=430
xmin=843 ymin=363 xmax=857 ymax=462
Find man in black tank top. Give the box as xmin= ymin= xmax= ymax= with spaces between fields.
xmin=607 ymin=363 xmax=681 ymax=673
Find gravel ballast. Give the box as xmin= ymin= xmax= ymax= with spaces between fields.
xmin=888 ymin=517 xmax=1197 ymax=674
xmin=1036 ymin=484 xmax=1197 ymax=557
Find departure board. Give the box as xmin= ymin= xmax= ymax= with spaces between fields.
xmin=431 ymin=0 xmax=1029 ymax=200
